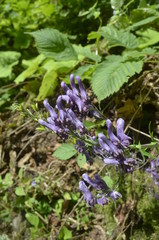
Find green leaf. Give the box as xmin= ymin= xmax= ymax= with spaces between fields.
xmin=92 ymin=55 xmax=143 ymax=101
xmin=73 ymin=64 xmax=96 ymax=80
xmin=129 ymin=16 xmax=159 ymax=31
xmin=102 ymin=176 xmax=114 ymax=189
xmin=29 ymin=28 xmax=78 ymax=61
xmin=15 ymin=187 xmax=26 ymax=196
xmin=59 ymin=226 xmax=72 ymax=240
xmin=36 ymin=70 xmax=58 ymax=101
xmin=136 ymin=29 xmax=159 ymax=48
xmin=77 ymin=154 xmax=86 ymax=168
xmin=73 ymin=45 xmax=101 ymax=62
xmin=25 ymin=212 xmax=39 ymax=228
xmin=110 ymin=0 xmax=123 ymax=10
xmin=14 ymin=54 xmax=45 ymax=84
xmin=43 ymin=59 xmax=77 ymax=74
xmin=3 ymin=173 xmax=13 ymax=188
xmin=18 ymin=168 xmax=23 ymax=179
xmin=53 ymin=144 xmax=77 ymax=160
xmin=0 ymin=51 xmax=21 ymax=78
xmin=99 ymin=26 xmax=138 ymax=49
xmin=55 ymin=199 xmax=64 ymax=216
xmin=122 ymin=48 xmax=157 ymax=60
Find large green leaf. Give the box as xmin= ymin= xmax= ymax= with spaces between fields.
xmin=29 ymin=28 xmax=78 ymax=61
xmin=53 ymin=144 xmax=77 ymax=160
xmin=136 ymin=29 xmax=159 ymax=48
xmin=129 ymin=16 xmax=159 ymax=31
xmin=25 ymin=212 xmax=39 ymax=228
xmin=99 ymin=26 xmax=138 ymax=49
xmin=0 ymin=51 xmax=21 ymax=78
xmin=36 ymin=70 xmax=58 ymax=101
xmin=92 ymin=55 xmax=143 ymax=102
xmin=14 ymin=54 xmax=45 ymax=84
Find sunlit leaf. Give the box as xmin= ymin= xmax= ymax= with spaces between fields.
xmin=53 ymin=144 xmax=77 ymax=160
xmin=14 ymin=55 xmax=45 ymax=84
xmin=77 ymin=154 xmax=86 ymax=168
xmin=92 ymin=55 xmax=143 ymax=101
xmin=15 ymin=187 xmax=26 ymax=196
xmin=36 ymin=70 xmax=58 ymax=101
xmin=59 ymin=226 xmax=72 ymax=240
xmin=137 ymin=29 xmax=159 ymax=48
xmin=0 ymin=51 xmax=21 ymax=78
xmin=29 ymin=28 xmax=78 ymax=61
xmin=25 ymin=212 xmax=39 ymax=228
xmin=99 ymin=26 xmax=138 ymax=49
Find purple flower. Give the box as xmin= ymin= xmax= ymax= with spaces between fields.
xmin=79 ymin=181 xmax=96 ymax=207
xmin=109 ymin=191 xmax=122 ymax=201
xmin=97 ymin=195 xmax=109 ymax=206
xmin=106 ymin=119 xmax=120 ymax=146
xmin=70 ymin=74 xmax=79 ymax=96
xmin=75 ymin=76 xmax=88 ymax=101
xmin=98 ymin=133 xmax=122 ymax=156
xmin=61 ymin=81 xmax=70 ymax=93
xmin=116 ymin=118 xmax=131 ymax=147
xmin=82 ymin=173 xmax=109 ymax=191
xmin=43 ymin=99 xmax=58 ymax=120
xmin=104 ymin=157 xmax=119 ymax=165
xmin=146 ymin=159 xmax=159 ymax=187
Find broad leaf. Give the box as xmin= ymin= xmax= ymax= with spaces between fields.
xmin=53 ymin=144 xmax=77 ymax=160
xmin=25 ymin=212 xmax=39 ymax=228
xmin=73 ymin=64 xmax=96 ymax=80
xmin=14 ymin=54 xmax=45 ymax=84
xmin=59 ymin=226 xmax=72 ymax=240
xmin=36 ymin=70 xmax=58 ymax=101
xmin=29 ymin=28 xmax=78 ymax=61
xmin=102 ymin=176 xmax=114 ymax=189
xmin=136 ymin=29 xmax=159 ymax=48
xmin=92 ymin=55 xmax=143 ymax=101
xmin=129 ymin=16 xmax=159 ymax=31
xmin=99 ymin=26 xmax=138 ymax=49
xmin=73 ymin=45 xmax=101 ymax=62
xmin=0 ymin=51 xmax=21 ymax=78
xmin=15 ymin=187 xmax=26 ymax=196
xmin=77 ymin=154 xmax=86 ymax=168
xmin=42 ymin=59 xmax=78 ymax=74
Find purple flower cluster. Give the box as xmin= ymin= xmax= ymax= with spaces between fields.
xmin=79 ymin=174 xmax=122 ymax=207
xmin=39 ymin=73 xmax=134 ymax=207
xmin=146 ymin=159 xmax=159 ymax=186
xmin=39 ymin=74 xmax=101 ymax=140
xmin=95 ymin=118 xmax=137 ymax=173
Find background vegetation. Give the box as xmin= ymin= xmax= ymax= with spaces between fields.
xmin=0 ymin=0 xmax=159 ymax=239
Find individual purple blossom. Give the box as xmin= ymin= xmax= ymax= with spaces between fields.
xmin=79 ymin=181 xmax=96 ymax=207
xmin=98 ymin=133 xmax=122 ymax=157
xmin=82 ymin=173 xmax=109 ymax=191
xmin=146 ymin=159 xmax=159 ymax=187
xmin=104 ymin=157 xmax=119 ymax=165
xmin=70 ymin=74 xmax=79 ymax=96
xmin=67 ymin=109 xmax=87 ymax=134
xmin=79 ymin=173 xmax=122 ymax=207
xmin=75 ymin=76 xmax=88 ymax=101
xmin=97 ymin=195 xmax=109 ymax=206
xmin=109 ymin=190 xmax=122 ymax=201
xmin=31 ymin=180 xmax=36 ymax=187
xmin=116 ymin=118 xmax=132 ymax=147
xmin=106 ymin=119 xmax=120 ymax=146
xmin=43 ymin=99 xmax=58 ymax=120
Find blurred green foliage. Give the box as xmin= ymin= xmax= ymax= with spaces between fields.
xmin=1 ymin=0 xmax=159 ymax=110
